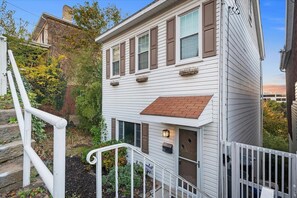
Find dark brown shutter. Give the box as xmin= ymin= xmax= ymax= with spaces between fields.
xmin=166 ymin=17 xmax=176 ymax=66
xmin=141 ymin=123 xmax=149 ymax=154
xmin=111 ymin=118 xmax=116 ymax=140
xmin=150 ymin=26 xmax=158 ymax=70
xmin=202 ymin=0 xmax=216 ymax=58
xmin=120 ymin=42 xmax=125 ymax=76
xmin=106 ymin=49 xmax=110 ymax=79
xmin=129 ymin=38 xmax=135 ymax=74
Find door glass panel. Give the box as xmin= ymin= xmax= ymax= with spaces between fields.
xmin=179 ymin=158 xmax=197 ymax=185
xmin=179 ymin=129 xmax=197 ymax=161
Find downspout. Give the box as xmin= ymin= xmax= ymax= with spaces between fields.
xmin=218 ymin=0 xmax=226 ymax=196
xmin=260 ymin=60 xmax=263 ymax=146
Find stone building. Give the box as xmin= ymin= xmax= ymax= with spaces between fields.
xmin=32 ymin=5 xmax=80 ymax=122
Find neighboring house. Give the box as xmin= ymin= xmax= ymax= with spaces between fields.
xmin=263 ymin=93 xmax=286 ymax=103
xmin=280 ymin=0 xmax=297 ymax=153
xmin=97 ymin=0 xmax=264 ymax=197
xmin=32 ymin=5 xmax=80 ymax=121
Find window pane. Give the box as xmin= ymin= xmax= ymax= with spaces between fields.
xmin=113 ymin=61 xmax=119 ymax=76
xmin=136 ymin=124 xmax=141 ymax=147
xmin=113 ymin=46 xmax=120 ymax=61
xmin=119 ymin=121 xmax=124 ymax=140
xmin=181 ymin=34 xmax=198 ymax=60
xmin=138 ymin=52 xmax=148 ymax=70
xmin=138 ymin=34 xmax=149 ymax=53
xmin=124 ymin=122 xmax=135 ymax=145
xmin=180 ymin=9 xmax=199 ymax=38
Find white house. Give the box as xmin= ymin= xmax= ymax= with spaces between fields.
xmin=96 ymin=0 xmax=264 ymax=197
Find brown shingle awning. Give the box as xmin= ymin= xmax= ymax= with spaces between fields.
xmin=140 ymin=96 xmax=212 ymax=119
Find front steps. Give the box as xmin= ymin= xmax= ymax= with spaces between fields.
xmin=0 ymin=109 xmax=17 ymax=125
xmin=0 ymin=109 xmax=25 ymax=194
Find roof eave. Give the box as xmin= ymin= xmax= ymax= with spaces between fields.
xmin=254 ymin=0 xmax=265 ymax=60
xmin=95 ymin=0 xmax=178 ymax=43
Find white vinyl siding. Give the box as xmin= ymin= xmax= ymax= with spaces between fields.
xmin=223 ymin=0 xmax=261 ymax=146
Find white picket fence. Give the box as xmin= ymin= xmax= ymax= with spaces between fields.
xmin=2 ymin=36 xmax=67 ymax=197
xmin=87 ymin=143 xmax=211 ymax=198
xmin=221 ymin=141 xmax=297 ymax=198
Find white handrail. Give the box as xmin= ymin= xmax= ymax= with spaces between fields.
xmin=87 ymin=143 xmax=212 ymax=198
xmin=7 ymin=50 xmax=67 ymax=198
xmin=8 ymin=50 xmax=31 ymax=108
xmin=7 ymin=71 xmax=24 ymax=140
xmin=25 ymin=107 xmax=67 ymax=129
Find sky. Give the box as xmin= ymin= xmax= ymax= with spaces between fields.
xmin=5 ymin=0 xmax=286 ymax=86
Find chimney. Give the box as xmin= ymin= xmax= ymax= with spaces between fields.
xmin=62 ymin=5 xmax=73 ymax=22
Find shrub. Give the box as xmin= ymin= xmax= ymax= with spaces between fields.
xmin=75 ymin=81 xmax=101 ymax=132
xmin=81 ymin=140 xmax=127 ymax=170
xmin=102 ymin=163 xmax=143 ymax=196
xmin=7 ymin=36 xmax=67 ymax=110
xmin=28 ymin=92 xmax=47 ymax=142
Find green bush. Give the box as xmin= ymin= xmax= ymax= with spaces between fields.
xmin=81 ymin=140 xmax=127 ymax=170
xmin=75 ymin=81 xmax=101 ymax=132
xmin=263 ymin=100 xmax=288 ymax=151
xmin=263 ymin=130 xmax=288 ymax=152
xmin=102 ymin=163 xmax=143 ymax=196
xmin=28 ymin=92 xmax=47 ymax=142
xmin=7 ymin=36 xmax=67 ymax=110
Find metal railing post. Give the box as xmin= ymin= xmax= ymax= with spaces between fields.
xmin=23 ymin=111 xmax=32 ymax=187
xmin=0 ymin=36 xmax=7 ymax=96
xmin=293 ymin=155 xmax=297 ymax=198
xmin=231 ymin=142 xmax=238 ymax=198
xmin=53 ymin=126 xmax=66 ymax=198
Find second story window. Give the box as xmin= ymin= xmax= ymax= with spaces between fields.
xmin=112 ymin=45 xmax=120 ymax=76
xmin=138 ymin=33 xmax=149 ymax=70
xmin=180 ymin=9 xmax=199 ymax=60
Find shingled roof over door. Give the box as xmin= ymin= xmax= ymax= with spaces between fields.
xmin=140 ymin=96 xmax=214 ymax=127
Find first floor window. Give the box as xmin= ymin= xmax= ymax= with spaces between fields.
xmin=180 ymin=9 xmax=199 ymax=60
xmin=119 ymin=121 xmax=141 ymax=147
xmin=112 ymin=45 xmax=120 ymax=76
xmin=138 ymin=33 xmax=149 ymax=70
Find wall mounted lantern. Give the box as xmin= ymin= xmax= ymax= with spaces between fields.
xmin=162 ymin=129 xmax=170 ymax=138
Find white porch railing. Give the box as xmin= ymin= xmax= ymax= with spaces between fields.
xmin=6 ymin=49 xmax=67 ymax=198
xmin=0 ymin=36 xmax=7 ymax=96
xmin=87 ymin=143 xmax=211 ymax=198
xmin=221 ymin=141 xmax=297 ymax=198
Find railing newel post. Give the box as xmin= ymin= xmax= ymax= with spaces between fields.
xmin=131 ymin=149 xmax=134 ymax=198
xmin=53 ymin=126 xmax=66 ymax=198
xmin=23 ymin=111 xmax=32 ymax=187
xmin=96 ymin=151 xmax=102 ymax=198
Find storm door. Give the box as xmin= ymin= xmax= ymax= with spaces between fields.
xmin=178 ymin=129 xmax=199 ymax=187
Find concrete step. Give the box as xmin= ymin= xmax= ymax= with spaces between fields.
xmin=0 ymin=109 xmax=16 ymax=125
xmin=0 ymin=157 xmax=23 ymax=194
xmin=0 ymin=124 xmax=21 ymax=144
xmin=0 ymin=140 xmax=23 ymax=164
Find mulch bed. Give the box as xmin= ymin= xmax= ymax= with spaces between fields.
xmin=65 ymin=156 xmax=155 ymax=198
xmin=65 ymin=156 xmax=97 ymax=197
